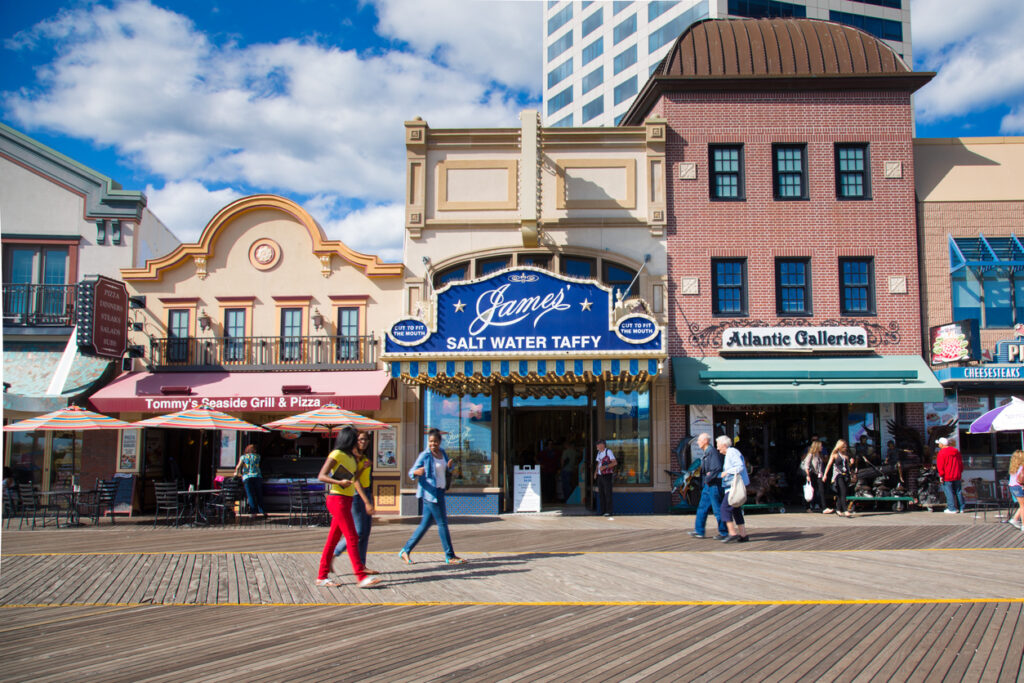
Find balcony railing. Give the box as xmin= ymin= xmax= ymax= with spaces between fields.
xmin=149 ymin=334 xmax=378 ymax=371
xmin=2 ymin=283 xmax=77 ymax=327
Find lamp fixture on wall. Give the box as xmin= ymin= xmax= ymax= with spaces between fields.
xmin=311 ymin=307 xmax=324 ymax=330
xmin=198 ymin=309 xmax=212 ymax=331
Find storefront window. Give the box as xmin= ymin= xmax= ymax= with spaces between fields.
xmin=6 ymin=431 xmax=45 ymax=487
xmin=50 ymin=431 xmax=81 ymax=488
xmin=601 ymin=389 xmax=650 ymax=484
xmin=423 ymin=389 xmax=493 ymax=487
xmin=846 ymin=405 xmax=877 ymax=461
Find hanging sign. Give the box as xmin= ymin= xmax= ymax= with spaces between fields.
xmin=77 ymin=275 xmax=128 ymax=359
xmin=384 ymin=268 xmax=663 ymax=356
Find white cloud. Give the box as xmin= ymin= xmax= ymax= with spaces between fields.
xmin=307 ymin=199 xmax=406 ymax=263
xmin=4 ymin=0 xmax=541 ymax=256
xmin=145 ymin=180 xmax=242 ymax=243
xmin=912 ymin=0 xmax=1024 ymax=127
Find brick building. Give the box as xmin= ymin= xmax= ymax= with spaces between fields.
xmin=621 ymin=18 xmax=943 ymax=490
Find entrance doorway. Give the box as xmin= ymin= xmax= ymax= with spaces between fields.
xmin=501 ymin=388 xmax=594 ymax=511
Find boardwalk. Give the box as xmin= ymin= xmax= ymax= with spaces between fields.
xmin=2 ymin=511 xmax=1022 ymax=681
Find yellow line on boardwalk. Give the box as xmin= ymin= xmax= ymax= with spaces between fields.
xmin=2 ymin=598 xmax=1023 ymax=609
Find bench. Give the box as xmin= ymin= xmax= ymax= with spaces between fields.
xmin=846 ymin=495 xmax=914 ymax=512
xmin=741 ymin=502 xmax=786 ymax=513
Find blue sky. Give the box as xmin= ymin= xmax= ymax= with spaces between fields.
xmin=2 ymin=0 xmax=1023 ymax=261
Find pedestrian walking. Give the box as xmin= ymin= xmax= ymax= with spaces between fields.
xmin=688 ymin=433 xmax=728 ymax=539
xmin=594 ymin=439 xmax=616 ymax=517
xmin=233 ymin=444 xmax=267 ymax=518
xmin=800 ymin=440 xmax=825 ymax=512
xmin=333 ymin=430 xmax=378 ymax=574
xmin=398 ymin=428 xmax=466 ymax=565
xmin=315 ymin=426 xmax=382 ymax=588
xmin=823 ymin=439 xmax=853 ymax=517
xmin=718 ymin=435 xmax=749 ymax=543
xmin=935 ymin=437 xmax=965 ymax=514
xmin=1005 ymin=449 xmax=1024 ymax=530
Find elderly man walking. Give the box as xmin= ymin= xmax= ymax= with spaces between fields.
xmin=688 ymin=433 xmax=729 ymax=540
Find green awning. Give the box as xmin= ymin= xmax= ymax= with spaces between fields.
xmin=673 ymin=355 xmax=944 ymax=405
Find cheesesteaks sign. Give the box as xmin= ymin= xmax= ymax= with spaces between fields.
xmin=385 ymin=268 xmax=662 ymax=355
xmin=722 ymin=326 xmax=869 ymax=352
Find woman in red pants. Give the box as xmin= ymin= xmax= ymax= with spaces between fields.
xmin=315 ymin=426 xmax=382 ymax=589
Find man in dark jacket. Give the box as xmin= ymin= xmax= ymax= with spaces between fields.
xmin=689 ymin=433 xmax=729 ymax=539
xmin=935 ymin=437 xmax=965 ymax=514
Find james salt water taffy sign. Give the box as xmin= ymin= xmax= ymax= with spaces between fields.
xmin=385 ymin=268 xmax=663 ymax=355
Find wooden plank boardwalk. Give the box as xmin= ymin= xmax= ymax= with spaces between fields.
xmin=1 ymin=512 xmax=1022 ymax=681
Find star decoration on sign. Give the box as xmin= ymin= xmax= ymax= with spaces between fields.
xmin=580 ymin=298 xmax=592 ymax=311
xmin=453 ymin=300 xmax=466 ymax=313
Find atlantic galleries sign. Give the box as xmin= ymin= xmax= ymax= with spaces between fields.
xmin=721 ymin=326 xmax=870 ymax=353
xmin=384 ymin=268 xmax=663 ymax=356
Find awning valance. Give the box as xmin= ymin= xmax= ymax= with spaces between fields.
xmin=390 ymin=357 xmax=661 ymax=394
xmin=88 ymin=369 xmax=390 ymax=414
xmin=673 ymin=355 xmax=943 ymax=405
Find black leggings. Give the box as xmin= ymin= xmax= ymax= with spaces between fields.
xmin=597 ymin=473 xmax=614 ymax=515
xmin=833 ymin=475 xmax=849 ymax=512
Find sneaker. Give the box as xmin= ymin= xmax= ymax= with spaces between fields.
xmin=357 ymin=576 xmax=383 ymax=589
xmin=720 ymin=535 xmax=740 ymax=543
xmin=714 ymin=534 xmax=729 ymax=540
xmin=1009 ymin=519 xmax=1022 ymax=529
xmin=687 ymin=531 xmax=706 ymax=539
xmin=822 ymin=508 xmax=834 ymax=515
xmin=943 ymin=509 xmax=957 ymax=514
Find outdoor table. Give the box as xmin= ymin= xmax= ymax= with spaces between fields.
xmin=36 ymin=489 xmax=90 ymax=527
xmin=176 ymin=489 xmax=220 ymax=526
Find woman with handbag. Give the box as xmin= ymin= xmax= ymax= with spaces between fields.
xmin=800 ymin=440 xmax=825 ymax=512
xmin=333 ymin=430 xmax=378 ymax=574
xmin=398 ymin=428 xmax=466 ymax=565
xmin=315 ymin=426 xmax=382 ymax=588
xmin=822 ymin=439 xmax=854 ymax=517
xmin=717 ymin=435 xmax=750 ymax=543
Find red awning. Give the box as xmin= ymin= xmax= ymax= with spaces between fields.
xmin=88 ymin=370 xmax=390 ymax=414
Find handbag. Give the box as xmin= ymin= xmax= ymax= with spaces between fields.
xmin=803 ymin=482 xmax=814 ymax=502
xmin=727 ymin=474 xmax=747 ymax=507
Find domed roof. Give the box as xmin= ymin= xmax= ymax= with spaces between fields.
xmin=656 ymin=18 xmax=909 ymax=78
xmin=620 ymin=18 xmax=933 ymax=126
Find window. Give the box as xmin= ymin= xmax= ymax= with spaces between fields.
xmin=613 ymin=75 xmax=638 ymax=105
xmin=551 ymin=113 xmax=573 ymax=128
xmin=713 ymin=259 xmax=747 ymax=315
xmin=773 ymin=144 xmax=807 ymax=200
xmin=582 ymin=8 xmax=603 ymax=37
xmin=649 ymin=6 xmax=709 ymax=52
xmin=548 ymin=85 xmax=573 ymax=116
xmin=709 ymin=145 xmax=744 ymax=200
xmin=848 ymin=0 xmax=900 ymax=7
xmin=648 ymin=1 xmax=676 ymax=21
xmin=582 ymin=96 xmax=604 ymax=123
xmin=603 ymin=261 xmax=638 ymax=301
xmin=613 ymin=1 xmax=631 ymax=14
xmin=2 ymin=244 xmax=70 ymax=322
xmin=728 ymin=0 xmax=807 ymax=18
xmin=561 ymin=256 xmax=596 ymax=279
xmin=582 ymin=37 xmax=603 ymax=66
xmin=613 ymin=44 xmax=637 ymax=74
xmin=547 ymin=31 xmax=573 ymax=61
xmin=477 ymin=256 xmax=511 ymax=277
xmin=337 ymin=307 xmax=360 ymax=361
xmin=518 ymin=254 xmax=551 ymax=270
xmin=951 ymin=269 xmax=981 ymax=323
xmin=547 ymin=59 xmax=573 ymax=89
xmin=582 ymin=66 xmax=603 ymax=95
xmin=840 ymin=258 xmax=874 ymax=315
xmin=280 ymin=308 xmax=303 ymax=361
xmin=776 ymin=259 xmax=811 ymax=315
xmin=424 ymin=389 xmax=493 ymax=487
xmin=836 ymin=144 xmax=870 ymax=199
xmin=168 ymin=309 xmax=190 ymax=363
xmin=547 ymin=4 xmax=572 ymax=35
xmin=830 ymin=11 xmax=903 ymax=42
xmin=224 ymin=308 xmax=246 ymax=362
xmin=613 ymin=13 xmax=636 ymax=44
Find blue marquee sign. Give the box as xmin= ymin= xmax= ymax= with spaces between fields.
xmin=385 ymin=268 xmax=663 ymax=356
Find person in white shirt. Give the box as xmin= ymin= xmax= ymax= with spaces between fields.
xmin=717 ymin=435 xmax=750 ymax=543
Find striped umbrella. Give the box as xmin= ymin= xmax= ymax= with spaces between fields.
xmin=968 ymin=396 xmax=1024 ymax=433
xmin=3 ymin=405 xmax=134 ymax=432
xmin=263 ymin=404 xmax=390 ymax=436
xmin=133 ymin=406 xmax=266 ymax=431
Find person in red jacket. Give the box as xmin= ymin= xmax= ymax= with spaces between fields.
xmin=935 ymin=437 xmax=965 ymax=514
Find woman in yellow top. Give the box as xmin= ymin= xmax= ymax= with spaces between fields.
xmin=316 ymin=426 xmax=381 ymax=588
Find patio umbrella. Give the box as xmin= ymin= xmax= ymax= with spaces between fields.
xmin=262 ymin=403 xmax=390 ymax=437
xmin=3 ymin=405 xmax=135 ymax=489
xmin=133 ymin=406 xmax=266 ymax=488
xmin=968 ymin=396 xmax=1024 ymax=433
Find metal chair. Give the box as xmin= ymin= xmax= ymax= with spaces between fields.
xmin=3 ymin=485 xmax=22 ymax=528
xmin=80 ymin=479 xmax=119 ymax=526
xmin=287 ymin=480 xmax=314 ymax=526
xmin=153 ymin=482 xmax=183 ymax=527
xmin=209 ymin=477 xmax=245 ymax=525
xmin=17 ymin=483 xmax=58 ymax=529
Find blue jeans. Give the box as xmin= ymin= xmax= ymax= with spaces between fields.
xmin=695 ymin=481 xmax=727 ymax=536
xmin=401 ymin=495 xmax=455 ymax=559
xmin=942 ymin=480 xmax=965 ymax=512
xmin=333 ymin=494 xmax=372 ymax=565
xmin=242 ymin=477 xmax=265 ymax=515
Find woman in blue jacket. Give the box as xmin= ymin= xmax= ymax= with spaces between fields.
xmin=398 ymin=428 xmax=466 ymax=565
xmin=717 ymin=435 xmax=750 ymax=543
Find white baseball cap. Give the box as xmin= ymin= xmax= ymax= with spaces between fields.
xmin=936 ymin=437 xmax=949 ymax=446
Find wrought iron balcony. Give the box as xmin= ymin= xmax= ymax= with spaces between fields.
xmin=148 ymin=334 xmax=378 ymax=371
xmin=2 ymin=283 xmax=76 ymax=327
